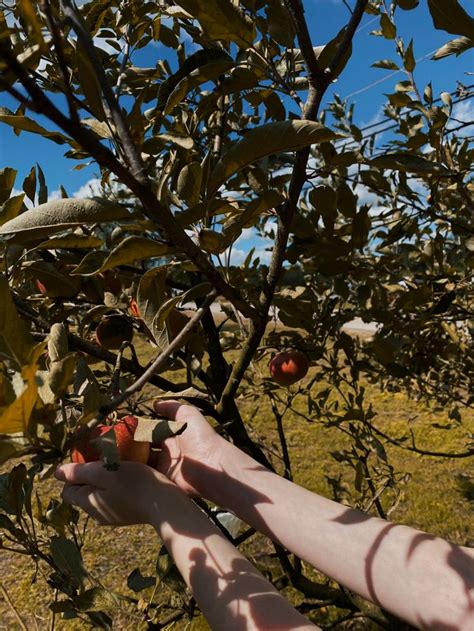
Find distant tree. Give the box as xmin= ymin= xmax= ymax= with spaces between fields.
xmin=0 ymin=0 xmax=472 ymax=627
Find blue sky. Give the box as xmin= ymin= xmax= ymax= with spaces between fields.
xmin=1 ymin=1 xmax=472 ymax=238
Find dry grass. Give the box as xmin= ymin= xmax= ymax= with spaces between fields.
xmin=0 ymin=333 xmax=472 ymax=630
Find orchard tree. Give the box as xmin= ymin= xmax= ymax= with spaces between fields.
xmin=0 ymin=0 xmax=473 ymax=628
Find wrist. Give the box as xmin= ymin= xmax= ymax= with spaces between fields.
xmin=193 ymin=438 xmax=271 ymax=512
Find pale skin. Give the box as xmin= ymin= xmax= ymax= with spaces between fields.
xmin=56 ymin=401 xmax=474 ymax=631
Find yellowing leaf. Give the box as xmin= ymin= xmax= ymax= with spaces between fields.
xmin=0 ymin=275 xmax=35 ymax=366
xmin=0 ymin=362 xmax=38 ymax=435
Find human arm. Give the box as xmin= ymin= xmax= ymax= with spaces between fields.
xmin=55 ymin=462 xmax=317 ymax=631
xmin=153 ymin=401 xmax=474 ymax=631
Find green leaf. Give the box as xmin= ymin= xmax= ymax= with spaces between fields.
xmin=50 ymin=536 xmax=88 ymax=588
xmin=35 ymin=234 xmax=103 ymax=250
xmin=380 ymin=13 xmax=397 ymax=39
xmin=157 ymin=48 xmax=232 ymax=111
xmin=22 ymin=166 xmax=36 ymax=204
xmin=73 ymin=587 xmax=117 ymax=612
xmin=17 ymin=0 xmax=46 ymax=50
xmin=0 ymin=108 xmax=68 ymax=144
xmin=369 ymin=152 xmax=451 ymax=175
xmin=137 ymin=267 xmax=168 ymax=342
xmin=90 ymin=427 xmax=119 ymax=470
xmin=0 ymin=198 xmax=130 ymax=244
xmin=75 ymin=236 xmax=172 ymax=276
xmin=432 ymin=36 xmax=473 ymax=60
xmin=0 ymin=363 xmax=38 ymax=435
xmin=0 ymin=442 xmax=19 ymax=466
xmin=372 ymin=59 xmax=400 ymax=70
xmin=69 ymin=251 xmax=108 ymax=276
xmin=177 ymin=162 xmax=203 ymax=207
xmin=427 ymin=0 xmax=474 ymax=39
xmin=198 ymin=228 xmax=229 ymax=254
xmin=315 ymin=27 xmax=353 ymax=79
xmin=75 ymin=41 xmax=106 ymax=121
xmin=142 ymin=133 xmax=194 ymax=153
xmin=81 ymin=118 xmax=113 ymax=139
xmin=396 ymin=0 xmax=419 ymax=8
xmin=265 ymin=0 xmax=295 ymax=47
xmin=49 ymin=354 xmax=77 ymax=397
xmin=164 ymin=61 xmax=234 ymax=114
xmin=36 ymin=163 xmax=48 ymax=205
xmin=174 ymin=0 xmax=256 ymax=48
xmin=208 ymin=121 xmax=340 ymax=194
xmin=403 ymin=40 xmax=416 ymax=72
xmin=351 ymin=206 xmax=371 ymax=250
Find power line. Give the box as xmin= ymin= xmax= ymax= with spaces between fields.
xmin=335 ymin=89 xmax=474 ymax=151
xmin=341 ymin=48 xmax=439 ymax=100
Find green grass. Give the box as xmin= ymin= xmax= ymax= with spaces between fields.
xmin=0 ymin=337 xmax=472 ymax=630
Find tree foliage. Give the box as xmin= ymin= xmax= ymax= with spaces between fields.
xmin=0 ymin=0 xmax=472 ymax=627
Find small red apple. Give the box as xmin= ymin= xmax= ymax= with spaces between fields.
xmin=71 ymin=416 xmax=149 ymax=464
xmin=129 ymin=297 xmax=141 ymax=319
xmin=269 ymin=350 xmax=309 ymax=387
xmin=95 ymin=315 xmax=134 ymax=350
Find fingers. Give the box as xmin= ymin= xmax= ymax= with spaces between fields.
xmin=55 ymin=462 xmax=107 ymax=487
xmin=153 ymin=400 xmax=197 ymax=423
xmin=61 ymin=482 xmax=92 ymax=508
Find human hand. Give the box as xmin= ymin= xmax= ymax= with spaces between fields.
xmin=150 ymin=401 xmax=225 ymax=496
xmin=55 ymin=461 xmax=172 ymax=527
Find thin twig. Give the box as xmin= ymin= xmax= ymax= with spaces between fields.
xmin=0 ymin=582 xmax=29 ymax=631
xmin=327 ymin=0 xmax=368 ymax=82
xmin=97 ymin=290 xmax=218 ymax=419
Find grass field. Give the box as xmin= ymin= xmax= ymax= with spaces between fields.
xmin=0 ymin=333 xmax=472 ymax=630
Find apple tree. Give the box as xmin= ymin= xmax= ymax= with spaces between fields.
xmin=0 ymin=0 xmax=472 ymax=628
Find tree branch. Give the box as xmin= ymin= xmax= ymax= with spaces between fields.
xmin=60 ymin=0 xmax=147 ymax=184
xmin=283 ymin=0 xmax=325 ymax=92
xmin=217 ymin=0 xmax=369 ymax=412
xmin=327 ymin=0 xmax=368 ymax=82
xmin=13 ymin=294 xmax=180 ymax=393
xmin=97 ymin=290 xmax=218 ymax=419
xmin=41 ymin=0 xmax=79 ymax=124
xmin=0 ymin=40 xmax=258 ymax=321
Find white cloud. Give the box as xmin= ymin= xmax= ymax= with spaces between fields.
xmin=224 ymin=229 xmax=274 ymax=266
xmin=448 ymin=99 xmax=474 ymax=138
xmin=225 ymin=244 xmax=273 ymax=266
xmin=72 ymin=177 xmax=103 ymax=198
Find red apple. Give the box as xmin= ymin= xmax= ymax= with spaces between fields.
xmin=95 ymin=315 xmax=134 ymax=350
xmin=71 ymin=416 xmax=149 ymax=464
xmin=269 ymin=350 xmax=309 ymax=387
